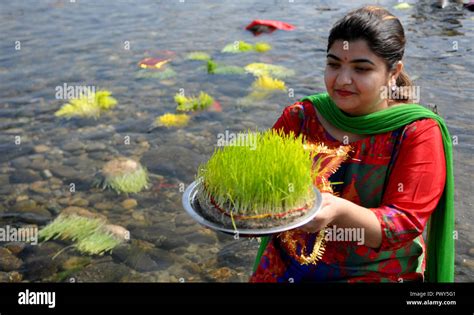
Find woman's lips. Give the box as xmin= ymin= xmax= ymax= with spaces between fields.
xmin=335 ymin=89 xmax=356 ymax=97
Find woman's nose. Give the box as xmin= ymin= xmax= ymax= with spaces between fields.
xmin=335 ymin=69 xmax=352 ymax=86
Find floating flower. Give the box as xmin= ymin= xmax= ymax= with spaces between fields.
xmin=98 ymin=157 xmax=149 ymax=194
xmin=251 ymin=75 xmax=286 ymax=91
xmin=393 ymin=2 xmax=412 ymax=9
xmin=155 ymin=113 xmax=190 ymax=128
xmin=206 ymin=60 xmax=246 ymax=75
xmin=175 ymin=91 xmax=215 ymax=112
xmin=237 ymin=75 xmax=287 ymax=105
xmin=136 ymin=67 xmax=177 ymax=80
xmin=221 ymin=41 xmax=271 ymax=53
xmin=245 ymin=19 xmax=296 ymax=36
xmin=186 ymin=51 xmax=211 ymax=61
xmin=245 ymin=63 xmax=295 ymax=78
xmin=55 ymin=89 xmax=117 ymax=119
xmin=138 ymin=57 xmax=171 ymax=69
xmin=253 ymin=42 xmax=272 ymax=53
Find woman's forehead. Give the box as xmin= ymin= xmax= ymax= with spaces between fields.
xmin=327 ymin=39 xmax=380 ymax=61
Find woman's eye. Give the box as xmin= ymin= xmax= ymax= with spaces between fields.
xmin=327 ymin=63 xmax=340 ymax=68
xmin=355 ymin=67 xmax=369 ymax=72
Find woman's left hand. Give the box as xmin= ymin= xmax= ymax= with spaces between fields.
xmin=298 ymin=192 xmax=348 ymax=233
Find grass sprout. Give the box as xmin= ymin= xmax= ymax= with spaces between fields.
xmin=197 ymin=129 xmax=315 ymax=216
xmin=175 ymin=91 xmax=214 ymax=112
xmin=100 ymin=157 xmax=149 ymax=194
xmin=39 ymin=214 xmax=125 ymax=256
xmin=55 ymin=89 xmax=117 ymax=119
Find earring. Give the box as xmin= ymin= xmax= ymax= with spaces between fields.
xmin=391 ymin=85 xmax=397 ymax=92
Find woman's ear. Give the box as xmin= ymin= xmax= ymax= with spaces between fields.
xmin=390 ymin=61 xmax=403 ymax=85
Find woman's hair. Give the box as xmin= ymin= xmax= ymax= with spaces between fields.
xmin=327 ymin=6 xmax=412 ymax=101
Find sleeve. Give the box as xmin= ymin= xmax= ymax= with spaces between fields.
xmin=271 ymin=101 xmax=307 ymax=136
xmin=369 ymin=119 xmax=446 ymax=251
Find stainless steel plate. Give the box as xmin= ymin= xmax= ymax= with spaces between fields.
xmin=182 ymin=180 xmax=322 ymax=236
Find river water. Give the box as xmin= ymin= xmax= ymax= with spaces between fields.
xmin=0 ymin=0 xmax=472 ymax=282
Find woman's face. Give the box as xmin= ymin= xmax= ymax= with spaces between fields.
xmin=324 ymin=39 xmax=393 ymax=116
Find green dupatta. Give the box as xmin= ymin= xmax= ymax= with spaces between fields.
xmin=253 ymin=93 xmax=455 ymax=282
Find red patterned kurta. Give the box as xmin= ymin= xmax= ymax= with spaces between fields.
xmin=251 ymin=100 xmax=446 ymax=282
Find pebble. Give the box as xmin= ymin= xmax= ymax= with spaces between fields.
xmin=209 ymin=267 xmax=233 ymax=282
xmin=12 ymin=199 xmax=38 ymax=212
xmin=16 ymin=195 xmax=29 ymax=202
xmin=21 ymin=243 xmax=72 ymax=281
xmin=58 ymin=198 xmax=71 ymax=206
xmin=34 ymin=144 xmax=50 ymax=153
xmin=69 ymin=197 xmax=89 ymax=207
xmin=10 ymin=169 xmax=42 ymax=184
xmin=132 ymin=211 xmax=146 ymax=223
xmin=46 ymin=147 xmax=64 ymax=157
xmin=61 ymin=206 xmax=107 ymax=220
xmin=87 ymin=193 xmax=105 ymax=204
xmin=29 ymin=159 xmax=49 ymax=171
xmin=49 ymin=177 xmax=63 ymax=185
xmin=0 ymin=144 xmax=34 ymax=164
xmin=46 ymin=201 xmax=62 ymax=215
xmin=468 ymin=248 xmax=474 ymax=257
xmin=0 ymin=271 xmax=22 ymax=282
xmin=2 ymin=212 xmax=50 ymax=225
xmin=50 ymin=164 xmax=81 ymax=179
xmin=30 ymin=195 xmax=47 ymax=204
xmin=462 ymin=258 xmax=474 ymax=270
xmin=121 ymin=198 xmax=138 ymax=209
xmin=10 ymin=156 xmax=30 ymax=169
xmin=0 ymin=247 xmax=23 ymax=272
xmin=94 ymin=202 xmax=114 ymax=211
xmin=156 ymin=271 xmax=172 ymax=282
xmin=11 ymin=199 xmax=52 ymax=220
xmin=141 ymin=146 xmax=207 ymax=182
xmin=126 ymin=225 xmax=168 ymax=247
xmin=41 ymin=169 xmax=53 ymax=179
xmin=62 ymin=140 xmax=85 ymax=152
xmin=4 ymin=242 xmax=27 ymax=255
xmin=29 ymin=181 xmax=50 ymax=194
xmin=184 ymin=230 xmax=217 ymax=245
xmin=104 ymin=224 xmax=130 ymax=241
xmin=112 ymin=245 xmax=159 ymax=272
xmin=187 ymin=244 xmax=199 ymax=253
xmin=85 ymin=142 xmax=106 ymax=152
xmin=62 ymin=257 xmax=91 ymax=271
xmin=0 ymin=174 xmax=10 ymax=186
xmin=23 ymin=256 xmax=60 ymax=281
xmin=217 ymin=239 xmax=259 ymax=270
xmin=74 ymin=261 xmax=130 ymax=282
xmin=88 ymin=151 xmax=111 ymax=161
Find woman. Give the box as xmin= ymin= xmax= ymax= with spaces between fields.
xmin=251 ymin=6 xmax=454 ymax=283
